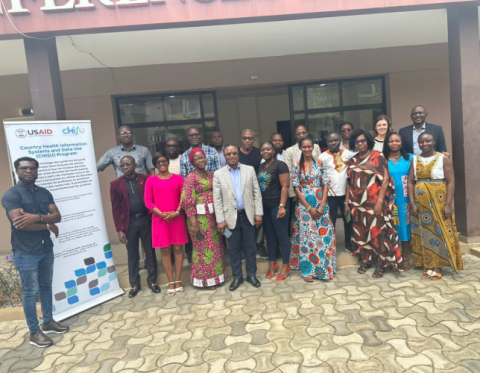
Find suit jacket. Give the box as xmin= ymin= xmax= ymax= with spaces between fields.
xmin=399 ymin=123 xmax=447 ymax=154
xmin=213 ymin=164 xmax=263 ymax=229
xmin=110 ymin=173 xmax=149 ymax=233
xmin=284 ymin=143 xmax=321 ymax=197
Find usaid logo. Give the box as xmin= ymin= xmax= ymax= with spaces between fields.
xmin=62 ymin=126 xmax=85 ymax=136
xmin=27 ymin=129 xmax=53 ymax=136
xmin=15 ymin=129 xmax=27 ymax=138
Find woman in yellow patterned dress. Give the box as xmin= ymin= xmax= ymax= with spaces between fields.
xmin=407 ymin=132 xmax=463 ymax=280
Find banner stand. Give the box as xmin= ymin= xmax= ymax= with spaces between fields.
xmin=3 ymin=120 xmax=123 ymax=320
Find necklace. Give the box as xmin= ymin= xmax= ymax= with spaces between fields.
xmin=389 ymin=154 xmax=401 ymax=163
xmin=127 ymin=178 xmax=136 ymax=194
xmin=359 ymin=150 xmax=371 ymax=159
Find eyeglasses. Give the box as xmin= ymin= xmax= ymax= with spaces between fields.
xmin=225 ymin=152 xmax=238 ymax=156
xmin=156 ymin=159 xmax=169 ymax=165
xmin=340 ymin=129 xmax=352 ymax=133
xmin=119 ymin=131 xmax=132 ymax=136
xmin=188 ymin=133 xmax=201 ymax=138
xmin=18 ymin=166 xmax=38 ymax=171
xmin=242 ymin=137 xmax=254 ymax=141
xmin=354 ymin=139 xmax=367 ymax=145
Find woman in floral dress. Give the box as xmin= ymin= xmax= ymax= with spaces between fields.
xmin=290 ymin=137 xmax=336 ymax=282
xmin=182 ymin=148 xmax=226 ymax=289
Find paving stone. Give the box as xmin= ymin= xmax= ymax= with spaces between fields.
xmin=208 ymin=335 xmax=227 ymax=351
xmin=461 ymin=359 xmax=480 ymax=372
xmin=330 ymin=321 xmax=353 ymax=336
xmin=342 ymin=309 xmax=365 ymax=323
xmin=369 ymin=316 xmax=393 ymax=332
xmin=357 ymin=329 xmax=382 ymax=346
xmin=250 ymin=329 xmax=269 ymax=346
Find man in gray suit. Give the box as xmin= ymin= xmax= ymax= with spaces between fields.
xmin=213 ymin=144 xmax=263 ymax=291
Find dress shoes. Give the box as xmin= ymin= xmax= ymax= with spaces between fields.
xmin=129 ymin=287 xmax=141 ymax=298
xmin=229 ymin=277 xmax=244 ymax=291
xmin=29 ymin=331 xmax=53 ymax=348
xmin=246 ymin=276 xmax=261 ymax=288
xmin=150 ymin=284 xmax=161 ymax=294
xmin=42 ymin=320 xmax=69 ymax=334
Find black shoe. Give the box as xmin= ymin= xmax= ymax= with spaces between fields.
xmin=257 ymin=247 xmax=268 ymax=259
xmin=229 ymin=278 xmax=244 ymax=291
xmin=246 ymin=276 xmax=261 ymax=288
xmin=29 ymin=331 xmax=53 ymax=348
xmin=150 ymin=284 xmax=161 ymax=294
xmin=42 ymin=320 xmax=69 ymax=335
xmin=129 ymin=287 xmax=141 ymax=298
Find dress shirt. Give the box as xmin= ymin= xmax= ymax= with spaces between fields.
xmin=228 ymin=164 xmax=244 ymax=210
xmin=97 ymin=143 xmax=154 ymax=179
xmin=180 ymin=144 xmax=221 ymax=177
xmin=168 ymin=156 xmax=181 ymax=175
xmin=216 ymin=148 xmax=227 ymax=167
xmin=124 ymin=176 xmax=147 ymax=216
xmin=412 ymin=123 xmax=426 ymax=155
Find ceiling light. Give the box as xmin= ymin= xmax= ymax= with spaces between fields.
xmin=251 ymin=75 xmax=258 ymax=80
xmin=320 ymin=84 xmax=326 ymax=87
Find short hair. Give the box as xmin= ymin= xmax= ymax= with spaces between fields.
xmin=338 ymin=122 xmax=354 ymax=132
xmin=270 ymin=132 xmax=283 ymax=139
xmin=374 ymin=114 xmax=393 ymax=134
xmin=260 ymin=141 xmax=274 ymax=149
xmin=14 ymin=157 xmax=39 ymax=170
xmin=241 ymin=129 xmax=255 ymax=137
xmin=223 ymin=143 xmax=238 ymax=153
xmin=165 ymin=137 xmax=179 ymax=145
xmin=327 ymin=131 xmax=341 ymax=138
xmin=187 ymin=126 xmax=201 ymax=134
xmin=152 ymin=151 xmax=169 ymax=166
xmin=118 ymin=125 xmax=133 ymax=133
xmin=418 ymin=131 xmax=435 ymax=141
xmin=349 ymin=129 xmax=375 ymax=151
xmin=295 ymin=125 xmax=308 ymax=134
xmin=120 ymin=155 xmax=136 ymax=164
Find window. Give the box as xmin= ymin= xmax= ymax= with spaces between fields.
xmin=288 ymin=77 xmax=386 ymax=140
xmin=115 ymin=92 xmax=219 ymax=155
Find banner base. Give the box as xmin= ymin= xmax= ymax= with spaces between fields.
xmin=53 ymin=288 xmax=125 ymax=321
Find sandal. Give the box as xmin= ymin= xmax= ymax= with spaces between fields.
xmin=357 ymin=262 xmax=371 ymax=274
xmin=276 ymin=266 xmax=290 ymax=282
xmin=372 ymin=267 xmax=385 ymax=278
xmin=174 ymin=281 xmax=184 ymax=294
xmin=266 ymin=263 xmax=279 ymax=279
xmin=427 ymin=269 xmax=442 ymax=281
xmin=423 ymin=269 xmax=430 ymax=279
xmin=303 ymin=276 xmax=314 ymax=283
xmin=166 ymin=282 xmax=176 ymax=297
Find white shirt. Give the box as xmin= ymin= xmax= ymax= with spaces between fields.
xmin=373 ymin=139 xmax=384 ymax=153
xmin=318 ymin=149 xmax=356 ymax=197
xmin=168 ymin=157 xmax=181 ymax=175
xmin=260 ymin=150 xmax=286 ymax=164
xmin=414 ymin=153 xmax=444 ymax=179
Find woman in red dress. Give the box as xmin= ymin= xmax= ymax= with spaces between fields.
xmin=344 ymin=129 xmax=404 ymax=278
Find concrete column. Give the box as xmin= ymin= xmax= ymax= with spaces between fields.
xmin=24 ymin=38 xmax=66 ymax=120
xmin=447 ymin=5 xmax=480 ymax=242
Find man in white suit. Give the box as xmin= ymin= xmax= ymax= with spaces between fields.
xmin=213 ymin=144 xmax=263 ymax=291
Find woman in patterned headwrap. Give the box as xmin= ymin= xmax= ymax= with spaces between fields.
xmin=407 ymin=132 xmax=462 ymax=280
xmin=182 ymin=148 xmax=226 ymax=290
xmin=289 ymin=137 xmax=336 ymax=282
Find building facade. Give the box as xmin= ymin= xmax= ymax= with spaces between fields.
xmin=0 ymin=0 xmax=479 ymax=247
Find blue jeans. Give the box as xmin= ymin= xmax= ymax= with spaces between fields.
xmin=13 ymin=250 xmax=54 ymax=335
xmin=263 ymin=201 xmax=291 ymax=264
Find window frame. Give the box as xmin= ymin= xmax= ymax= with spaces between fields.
xmin=288 ymin=76 xmax=387 ymax=134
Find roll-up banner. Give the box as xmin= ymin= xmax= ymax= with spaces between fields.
xmin=3 ymin=120 xmax=123 ymax=321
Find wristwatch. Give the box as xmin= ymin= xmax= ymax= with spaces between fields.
xmin=279 ymin=204 xmax=286 ymax=208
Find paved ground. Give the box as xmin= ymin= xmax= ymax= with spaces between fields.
xmin=1 ymin=255 xmax=480 ymax=373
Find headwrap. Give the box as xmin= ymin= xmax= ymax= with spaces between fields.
xmin=189 ymin=147 xmax=205 ymax=165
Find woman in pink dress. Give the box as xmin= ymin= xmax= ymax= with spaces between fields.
xmin=144 ymin=151 xmax=189 ymax=296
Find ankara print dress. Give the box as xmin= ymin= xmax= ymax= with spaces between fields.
xmin=346 ymin=151 xmax=403 ymax=268
xmin=182 ymin=172 xmax=226 ymax=287
xmin=289 ymin=160 xmax=336 ymax=280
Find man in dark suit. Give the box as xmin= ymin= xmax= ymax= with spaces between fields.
xmin=399 ymin=105 xmax=447 ymax=155
xmin=110 ymin=156 xmax=159 ymax=298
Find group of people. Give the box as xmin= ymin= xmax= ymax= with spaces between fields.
xmin=101 ymin=103 xmax=463 ymax=297
xmin=2 ymin=104 xmax=463 ymax=348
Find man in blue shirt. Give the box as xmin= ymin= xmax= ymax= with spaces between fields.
xmin=2 ymin=157 xmax=68 ymax=348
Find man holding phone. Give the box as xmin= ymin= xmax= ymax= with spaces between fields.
xmin=213 ymin=144 xmax=264 ymax=291
xmin=318 ymin=132 xmax=355 ymax=253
